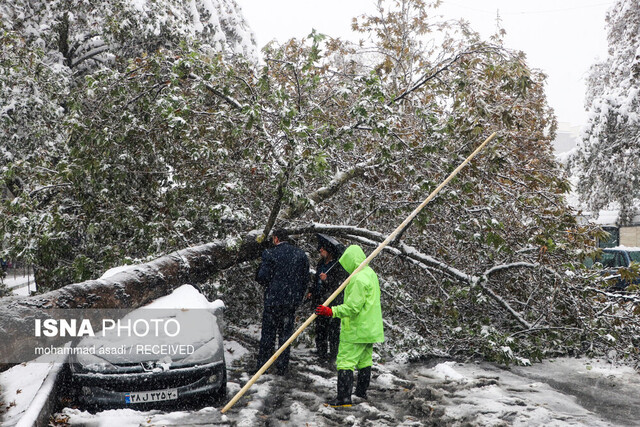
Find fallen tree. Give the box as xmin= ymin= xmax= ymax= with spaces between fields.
xmin=2 ymin=221 xmax=638 ymax=368
xmin=0 ymin=233 xmax=265 ymax=365
xmin=0 ymin=219 xmax=559 ymax=364
xmin=3 ymin=0 xmax=637 ymax=367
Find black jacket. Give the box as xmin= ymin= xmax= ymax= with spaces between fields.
xmin=256 ymin=242 xmax=310 ymax=307
xmin=311 ymin=258 xmax=348 ymax=307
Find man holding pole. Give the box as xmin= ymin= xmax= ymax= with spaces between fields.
xmin=316 ymin=244 xmax=384 ymax=407
xmin=254 ymin=228 xmax=310 ymax=375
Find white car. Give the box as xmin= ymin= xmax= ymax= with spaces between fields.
xmin=69 ymin=285 xmax=227 ymax=409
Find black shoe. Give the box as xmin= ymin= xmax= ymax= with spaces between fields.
xmin=326 ymin=397 xmax=352 ymax=408
xmin=354 ymin=366 xmax=371 ymax=399
xmin=326 ymin=369 xmax=353 ymax=407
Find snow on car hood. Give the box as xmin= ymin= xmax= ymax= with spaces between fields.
xmin=74 ymin=285 xmax=224 ymax=365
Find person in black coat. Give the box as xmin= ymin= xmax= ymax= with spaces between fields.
xmin=254 ymin=228 xmax=310 ymax=375
xmin=309 ymin=234 xmax=348 ymax=361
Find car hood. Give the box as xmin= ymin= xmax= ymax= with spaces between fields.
xmin=74 ymin=309 xmax=222 ymax=365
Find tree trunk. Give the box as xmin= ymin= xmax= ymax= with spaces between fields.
xmin=0 ymin=233 xmax=266 ymax=366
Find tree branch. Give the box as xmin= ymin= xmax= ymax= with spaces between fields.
xmin=289 ymin=223 xmax=474 ymax=283
xmin=29 ymin=183 xmax=73 ymax=198
xmin=280 ymin=160 xmax=376 ymax=220
xmin=201 ymin=82 xmax=243 ymax=110
xmin=392 ymin=45 xmax=499 ymax=104
xmin=586 ymin=287 xmax=640 ymax=304
xmin=260 ymin=170 xmax=290 ymax=242
xmin=288 ymin=223 xmax=543 ymax=330
xmin=472 ymin=276 xmax=533 ymax=329
xmin=70 ymin=44 xmax=110 ymax=69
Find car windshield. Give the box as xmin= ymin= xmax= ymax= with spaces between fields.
xmin=600 ymin=252 xmax=618 ymax=268
xmin=628 ymin=251 xmax=640 ymax=263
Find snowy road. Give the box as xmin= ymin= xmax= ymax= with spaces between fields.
xmin=49 ymin=327 xmax=640 ymax=426
xmin=508 ymin=359 xmax=640 ymax=426
xmin=1 ymin=273 xmax=36 ymax=296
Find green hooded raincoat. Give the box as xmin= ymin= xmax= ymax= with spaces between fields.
xmin=332 ymin=245 xmax=384 ymax=344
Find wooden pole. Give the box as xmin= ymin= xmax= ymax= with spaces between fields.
xmin=221 ymin=132 xmax=497 ymax=413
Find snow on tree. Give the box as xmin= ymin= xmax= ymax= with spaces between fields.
xmin=1 ymin=0 xmax=257 ymax=286
xmin=0 ymin=0 xmax=256 ymax=179
xmin=572 ymin=0 xmax=640 ymax=224
xmin=0 ymin=0 xmax=257 ymax=73
xmin=0 ymin=28 xmax=70 ymax=189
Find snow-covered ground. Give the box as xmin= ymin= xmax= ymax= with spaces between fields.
xmin=45 ymin=350 xmax=640 ymax=426
xmin=2 ymin=285 xmax=639 ymax=426
xmin=0 ymin=357 xmax=59 ymax=425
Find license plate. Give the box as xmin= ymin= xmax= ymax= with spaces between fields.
xmin=125 ymin=388 xmax=178 ymax=404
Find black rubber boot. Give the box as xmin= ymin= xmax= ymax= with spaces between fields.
xmin=354 ymin=366 xmax=371 ymax=399
xmin=327 ymin=370 xmax=353 ymax=407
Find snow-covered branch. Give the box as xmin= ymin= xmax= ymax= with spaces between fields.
xmin=28 ymin=183 xmax=72 ymax=197
xmin=292 ymin=223 xmax=473 ymax=282
xmin=281 ymin=160 xmax=377 ymax=220
xmin=393 ymin=45 xmax=503 ymax=104
xmin=70 ymin=44 xmax=110 ymax=69
xmin=199 ymin=77 xmax=243 ymax=110
xmin=289 ymin=223 xmax=541 ymax=330
xmin=471 ymin=277 xmax=533 ymax=329
xmin=481 ymin=262 xmax=539 ymax=279
xmin=585 ymin=287 xmax=640 ymax=304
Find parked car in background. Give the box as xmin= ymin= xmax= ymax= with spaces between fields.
xmin=584 ymin=246 xmax=640 ymax=290
xmin=69 ymin=285 xmax=227 ymax=409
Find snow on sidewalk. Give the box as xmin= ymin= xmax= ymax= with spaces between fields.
xmin=4 ymin=284 xmax=638 ymax=426
xmin=1 ymin=274 xmax=36 ymax=296
xmin=0 ymin=358 xmax=56 ymax=426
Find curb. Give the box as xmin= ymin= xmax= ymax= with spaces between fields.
xmin=14 ymin=354 xmax=69 ymax=427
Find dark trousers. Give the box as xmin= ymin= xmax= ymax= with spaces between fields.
xmin=257 ymin=305 xmax=296 ymax=373
xmin=316 ymin=316 xmax=340 ymax=358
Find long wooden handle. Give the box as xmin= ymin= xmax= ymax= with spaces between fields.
xmin=221 ymin=131 xmax=497 ymax=413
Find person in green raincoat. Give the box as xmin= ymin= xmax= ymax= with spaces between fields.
xmin=315 ymin=244 xmax=384 ymax=407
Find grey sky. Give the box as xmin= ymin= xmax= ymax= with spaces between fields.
xmin=237 ymin=0 xmax=613 ymax=128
